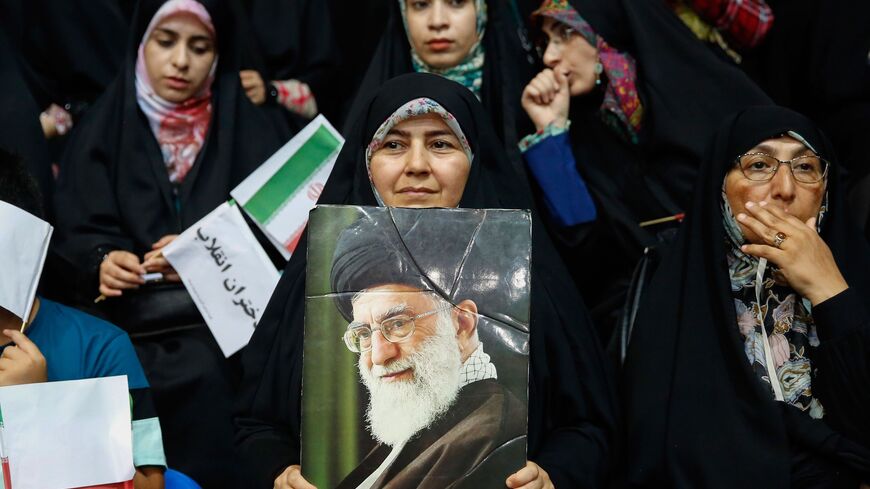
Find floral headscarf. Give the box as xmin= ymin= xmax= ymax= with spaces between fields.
xmin=365 ymin=97 xmax=473 ymax=206
xmin=135 ymin=0 xmax=217 ymax=184
xmin=720 ymin=132 xmax=828 ymax=419
xmin=398 ymin=0 xmax=487 ymax=100
xmin=532 ymin=0 xmax=643 ymax=143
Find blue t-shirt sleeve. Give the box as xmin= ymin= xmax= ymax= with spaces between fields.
xmin=92 ymin=334 xmax=167 ymax=468
xmin=522 ymin=132 xmax=597 ymax=227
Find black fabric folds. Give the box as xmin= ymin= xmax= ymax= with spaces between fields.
xmin=4 ymin=0 xmax=132 ymax=114
xmin=622 ymin=106 xmax=870 ymax=488
xmin=0 ymin=29 xmax=53 ymax=215
xmin=236 ymin=0 xmax=341 ymax=116
xmin=344 ymin=0 xmax=536 ymax=180
xmin=236 ymin=73 xmax=618 ymax=489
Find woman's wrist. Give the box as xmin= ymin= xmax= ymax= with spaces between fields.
xmin=805 ymin=276 xmax=849 ymax=306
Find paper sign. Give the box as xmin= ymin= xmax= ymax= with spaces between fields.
xmin=163 ymin=201 xmax=280 ymax=357
xmin=0 ymin=376 xmax=133 ymax=489
xmin=231 ymin=114 xmax=344 ymax=259
xmin=0 ymin=200 xmax=52 ymax=323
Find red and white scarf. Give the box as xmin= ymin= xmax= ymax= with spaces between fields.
xmin=135 ymin=0 xmax=217 ymax=184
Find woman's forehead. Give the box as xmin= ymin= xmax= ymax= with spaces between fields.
xmin=155 ymin=12 xmax=213 ymax=38
xmin=747 ymin=135 xmax=813 ymax=156
xmin=390 ymin=113 xmax=455 ymax=134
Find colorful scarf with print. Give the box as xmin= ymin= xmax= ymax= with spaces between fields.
xmin=135 ymin=0 xmax=216 ymax=185
xmin=721 ymin=183 xmax=824 ymax=418
xmin=532 ymin=0 xmax=643 ymax=144
xmin=398 ymin=0 xmax=487 ymax=100
xmin=365 ymin=97 xmax=473 ymax=206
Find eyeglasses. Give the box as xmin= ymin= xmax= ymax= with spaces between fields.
xmin=734 ymin=152 xmax=829 ymax=184
xmin=534 ymin=24 xmax=577 ymax=59
xmin=342 ymin=305 xmax=453 ymax=354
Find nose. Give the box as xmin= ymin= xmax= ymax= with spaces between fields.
xmin=369 ymin=330 xmax=399 ymax=366
xmin=769 ymin=163 xmax=796 ymax=203
xmin=403 ymin=139 xmax=432 ymax=177
xmin=428 ymin=2 xmax=448 ymax=31
xmin=542 ymin=41 xmax=560 ymax=68
xmin=171 ymin=45 xmax=190 ymax=71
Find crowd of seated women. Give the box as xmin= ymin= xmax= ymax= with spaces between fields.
xmin=0 ymin=0 xmax=868 ymax=488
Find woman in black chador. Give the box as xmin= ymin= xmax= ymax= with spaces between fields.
xmin=53 ymin=0 xmax=296 ymax=486
xmin=622 ymin=106 xmax=870 ymax=488
xmin=344 ymin=0 xmax=537 ymax=180
xmin=517 ymin=0 xmax=771 ymax=338
xmin=235 ymin=73 xmax=618 ymax=489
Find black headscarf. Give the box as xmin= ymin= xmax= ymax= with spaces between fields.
xmin=343 ymin=0 xmax=536 ymax=179
xmin=236 ymin=72 xmax=618 ymax=489
xmin=622 ymin=106 xmax=870 ymax=488
xmin=53 ymin=0 xmax=296 ymax=285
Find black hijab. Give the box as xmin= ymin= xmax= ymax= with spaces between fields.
xmin=344 ymin=0 xmax=536 ymax=179
xmin=236 ymin=0 xmax=340 ymax=106
xmin=622 ymin=106 xmax=870 ymax=488
xmin=53 ymin=0 xmax=296 ymax=284
xmin=236 ymin=72 xmax=618 ymax=489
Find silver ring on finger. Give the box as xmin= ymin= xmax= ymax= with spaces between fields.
xmin=773 ymin=231 xmax=788 ymax=249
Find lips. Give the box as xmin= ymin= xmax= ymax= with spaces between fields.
xmin=426 ymin=39 xmax=454 ymax=52
xmin=398 ymin=186 xmax=436 ymax=195
xmin=378 ymin=368 xmax=412 ymax=382
xmin=164 ymin=76 xmax=191 ymax=90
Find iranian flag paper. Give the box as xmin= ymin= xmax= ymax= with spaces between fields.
xmin=231 ymin=114 xmax=343 ymax=259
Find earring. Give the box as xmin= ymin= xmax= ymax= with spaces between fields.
xmin=594 ymin=58 xmax=604 ymax=86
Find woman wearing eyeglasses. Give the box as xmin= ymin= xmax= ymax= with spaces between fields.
xmin=621 ymin=106 xmax=870 ymax=489
xmin=517 ymin=0 xmax=771 ymax=340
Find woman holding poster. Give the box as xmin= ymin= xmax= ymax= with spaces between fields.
xmin=236 ymin=73 xmax=618 ymax=489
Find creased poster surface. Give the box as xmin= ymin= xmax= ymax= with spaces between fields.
xmin=302 ymin=206 xmax=530 ymax=489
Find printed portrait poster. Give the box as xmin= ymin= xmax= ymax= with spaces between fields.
xmin=302 ymin=205 xmax=531 ymax=489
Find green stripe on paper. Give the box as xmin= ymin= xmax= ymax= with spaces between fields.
xmin=244 ymin=125 xmax=340 ymax=224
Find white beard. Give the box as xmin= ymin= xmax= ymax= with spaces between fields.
xmin=358 ymin=309 xmax=462 ymax=447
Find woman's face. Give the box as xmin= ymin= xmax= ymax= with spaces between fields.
xmin=725 ymin=135 xmax=827 ymax=244
xmin=370 ymin=113 xmax=471 ymax=208
xmin=143 ymin=12 xmax=216 ymax=103
xmin=404 ymin=0 xmax=479 ymax=69
xmin=540 ymin=17 xmax=599 ymax=96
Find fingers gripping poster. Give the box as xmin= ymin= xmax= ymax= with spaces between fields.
xmin=302 ymin=206 xmax=530 ymax=489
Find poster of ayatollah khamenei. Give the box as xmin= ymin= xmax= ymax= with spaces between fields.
xmin=302 ymin=205 xmax=530 ymax=489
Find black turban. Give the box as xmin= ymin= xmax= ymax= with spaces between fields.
xmin=327 ymin=206 xmax=531 ymax=331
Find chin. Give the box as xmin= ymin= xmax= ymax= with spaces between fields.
xmin=419 ymin=52 xmax=464 ymax=70
xmin=570 ymin=80 xmax=595 ymax=97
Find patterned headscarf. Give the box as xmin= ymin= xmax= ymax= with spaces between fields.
xmin=365 ymin=97 xmax=473 ymax=206
xmin=532 ymin=0 xmax=643 ymax=143
xmin=720 ymin=132 xmax=828 ymax=419
xmin=135 ymin=0 xmax=217 ymax=185
xmin=397 ymin=0 xmax=487 ymax=100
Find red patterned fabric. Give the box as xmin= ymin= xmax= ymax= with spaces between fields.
xmin=682 ymin=0 xmax=774 ymax=49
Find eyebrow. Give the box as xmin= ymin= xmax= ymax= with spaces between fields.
xmin=153 ymin=27 xmax=213 ymax=43
xmin=374 ymin=303 xmax=411 ymax=323
xmin=384 ymin=128 xmax=458 ymax=139
xmin=752 ymin=143 xmax=816 ymax=159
